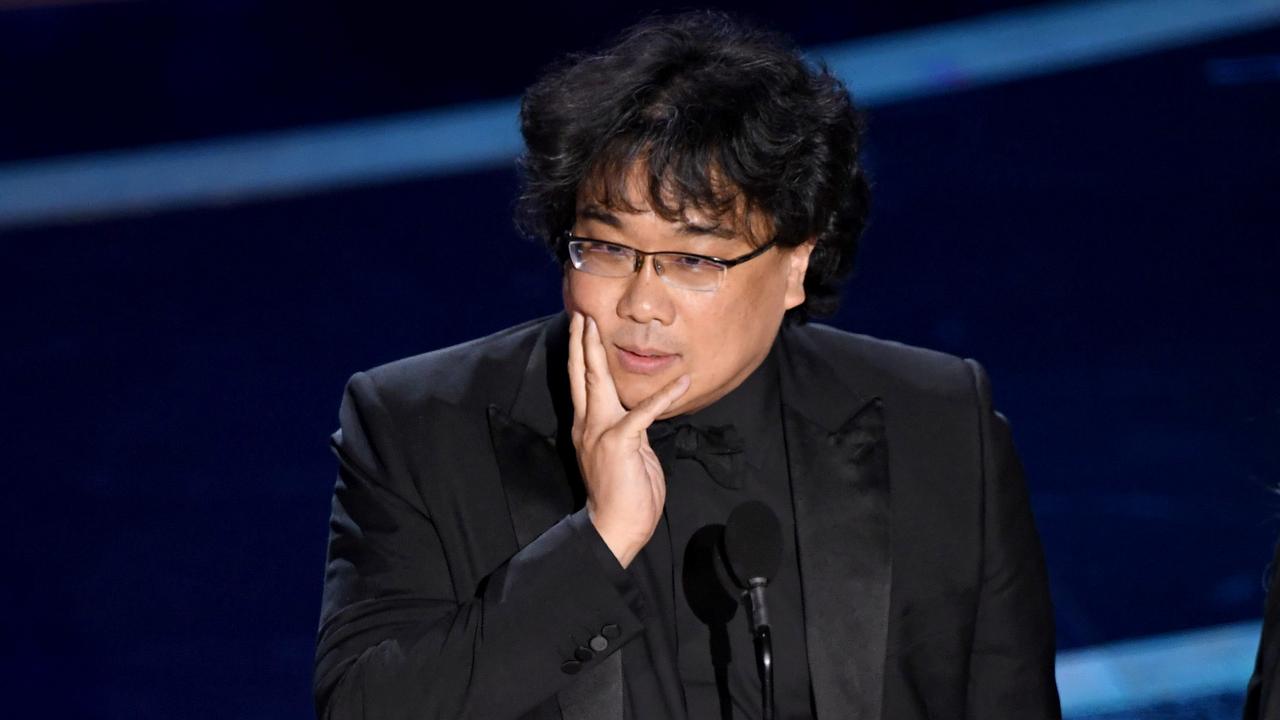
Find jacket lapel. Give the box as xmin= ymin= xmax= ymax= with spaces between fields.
xmin=486 ymin=313 xmax=626 ymax=720
xmin=487 ymin=313 xmax=580 ymax=547
xmin=778 ymin=326 xmax=892 ymax=719
xmin=487 ymin=404 xmax=572 ymax=547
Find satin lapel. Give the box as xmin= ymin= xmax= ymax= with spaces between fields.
xmin=486 ymin=404 xmax=572 ymax=547
xmin=486 ymin=313 xmax=624 ymax=720
xmin=486 ymin=313 xmax=578 ymax=547
xmin=779 ymin=328 xmax=892 ymax=719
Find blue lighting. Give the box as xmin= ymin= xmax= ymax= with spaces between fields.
xmin=1057 ymin=620 xmax=1261 ymax=716
xmin=1 ymin=0 xmax=1278 ymax=228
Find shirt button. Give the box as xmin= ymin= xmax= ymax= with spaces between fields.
xmin=601 ymin=623 xmax=620 ymax=639
xmin=574 ymin=646 xmax=595 ymax=662
xmin=589 ymin=635 xmax=609 ymax=652
xmin=561 ymin=660 xmax=582 ymax=675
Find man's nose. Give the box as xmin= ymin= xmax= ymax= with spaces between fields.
xmin=616 ymin=256 xmax=675 ymax=325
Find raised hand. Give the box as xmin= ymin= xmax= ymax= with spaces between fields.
xmin=567 ymin=312 xmax=690 ymax=568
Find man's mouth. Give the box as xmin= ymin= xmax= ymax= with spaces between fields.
xmin=615 ymin=344 xmax=680 ymax=375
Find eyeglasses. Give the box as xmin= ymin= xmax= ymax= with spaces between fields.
xmin=564 ymin=232 xmax=779 ymax=292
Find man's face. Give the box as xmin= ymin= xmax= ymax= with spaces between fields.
xmin=562 ymin=172 xmax=813 ymax=418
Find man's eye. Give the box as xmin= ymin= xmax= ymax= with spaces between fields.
xmin=586 ymin=243 xmax=629 ymax=256
xmin=671 ymin=255 xmax=718 ymax=270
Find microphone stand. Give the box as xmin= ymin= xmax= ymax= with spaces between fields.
xmin=722 ymin=500 xmax=782 ymax=720
xmin=746 ymin=580 xmax=774 ymax=720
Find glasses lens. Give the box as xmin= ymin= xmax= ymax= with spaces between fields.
xmin=656 ymin=254 xmax=726 ymax=292
xmin=569 ymin=240 xmax=636 ymax=277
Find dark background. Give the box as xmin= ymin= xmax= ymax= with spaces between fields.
xmin=3 ymin=1 xmax=1278 ymax=717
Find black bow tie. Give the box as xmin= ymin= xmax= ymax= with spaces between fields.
xmin=648 ymin=420 xmax=746 ymax=489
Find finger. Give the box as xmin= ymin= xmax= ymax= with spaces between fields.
xmin=618 ymin=373 xmax=690 ymax=436
xmin=642 ymin=449 xmax=666 ymax=505
xmin=640 ymin=445 xmax=663 ymax=481
xmin=567 ymin=312 xmax=587 ymax=428
xmin=583 ymin=316 xmax=625 ymax=420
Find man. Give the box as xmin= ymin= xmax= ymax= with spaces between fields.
xmin=313 ymin=11 xmax=1060 ymax=720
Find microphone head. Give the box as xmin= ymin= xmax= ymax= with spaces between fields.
xmin=721 ymin=500 xmax=783 ymax=588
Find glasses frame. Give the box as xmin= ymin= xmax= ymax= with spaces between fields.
xmin=562 ymin=231 xmax=780 ymax=292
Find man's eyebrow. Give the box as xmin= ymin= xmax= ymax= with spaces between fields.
xmin=674 ymin=222 xmax=736 ymax=239
xmin=576 ymin=205 xmax=622 ymax=228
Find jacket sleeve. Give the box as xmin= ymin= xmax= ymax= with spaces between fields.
xmin=312 ymin=371 xmax=646 ymax=720
xmin=964 ymin=359 xmax=1063 ymax=719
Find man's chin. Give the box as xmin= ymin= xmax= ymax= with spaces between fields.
xmin=615 ymin=384 xmax=656 ymax=412
xmin=616 ymin=377 xmax=676 ymax=411
xmin=620 ymin=384 xmax=702 ymax=422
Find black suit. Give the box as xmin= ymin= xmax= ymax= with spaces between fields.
xmin=313 ymin=312 xmax=1061 ymax=719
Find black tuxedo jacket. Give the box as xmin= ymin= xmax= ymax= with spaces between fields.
xmin=313 ymin=313 xmax=1060 ymax=719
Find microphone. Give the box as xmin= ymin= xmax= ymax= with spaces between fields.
xmin=721 ymin=500 xmax=782 ymax=720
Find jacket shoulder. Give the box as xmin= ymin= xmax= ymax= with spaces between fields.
xmin=351 ymin=314 xmax=551 ymax=413
xmin=789 ymin=322 xmax=983 ymax=404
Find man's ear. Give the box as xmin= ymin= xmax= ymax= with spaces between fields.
xmin=783 ymin=239 xmax=816 ymax=310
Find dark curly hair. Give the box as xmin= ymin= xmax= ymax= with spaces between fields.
xmin=515 ymin=10 xmax=870 ymax=323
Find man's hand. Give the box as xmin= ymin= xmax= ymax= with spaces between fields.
xmin=567 ymin=312 xmax=689 ymax=568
